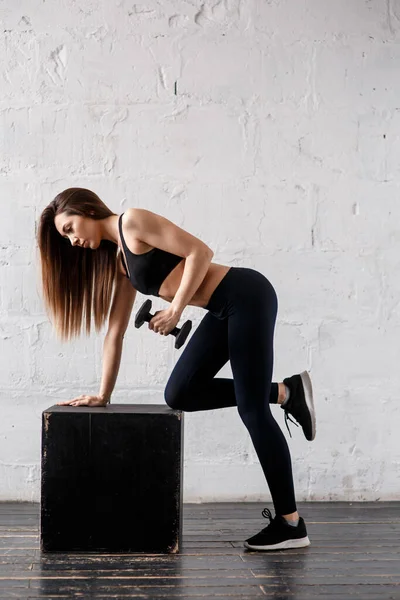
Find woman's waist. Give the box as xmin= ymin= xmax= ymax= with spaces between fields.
xmin=158 ymin=262 xmax=231 ymax=307
xmin=204 ymin=266 xmax=276 ymax=317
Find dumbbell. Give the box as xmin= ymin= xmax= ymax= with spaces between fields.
xmin=134 ymin=299 xmax=192 ymax=349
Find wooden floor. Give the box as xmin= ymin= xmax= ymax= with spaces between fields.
xmin=1 ymin=501 xmax=399 ymax=599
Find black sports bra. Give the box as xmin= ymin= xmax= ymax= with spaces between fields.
xmin=118 ymin=212 xmax=184 ymax=296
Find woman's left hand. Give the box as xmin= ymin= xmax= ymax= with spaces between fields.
xmin=56 ymin=395 xmax=108 ymax=407
xmin=149 ymin=307 xmax=182 ymax=336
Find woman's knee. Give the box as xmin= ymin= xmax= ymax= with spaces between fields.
xmin=164 ymin=381 xmax=187 ymax=410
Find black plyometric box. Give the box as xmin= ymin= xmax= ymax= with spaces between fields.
xmin=40 ymin=404 xmax=184 ymax=553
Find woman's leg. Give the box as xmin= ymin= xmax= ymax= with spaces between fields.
xmin=164 ymin=310 xmax=279 ymax=411
xmin=227 ymin=274 xmax=297 ymax=517
xmin=164 ymin=311 xmax=230 ymax=410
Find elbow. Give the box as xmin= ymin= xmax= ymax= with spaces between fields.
xmin=189 ymin=246 xmax=214 ymax=260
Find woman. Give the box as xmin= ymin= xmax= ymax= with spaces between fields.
xmin=37 ymin=187 xmax=316 ymax=552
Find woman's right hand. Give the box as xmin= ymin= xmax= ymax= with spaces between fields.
xmin=56 ymin=394 xmax=109 ymax=407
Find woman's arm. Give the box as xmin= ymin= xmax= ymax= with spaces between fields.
xmin=98 ymin=333 xmax=124 ymax=403
xmin=170 ymin=250 xmax=213 ymax=315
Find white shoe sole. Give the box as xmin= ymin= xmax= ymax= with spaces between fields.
xmin=244 ymin=535 xmax=311 ymax=551
xmin=299 ymin=370 xmax=316 ymax=441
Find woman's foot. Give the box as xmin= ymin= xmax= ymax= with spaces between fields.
xmin=279 ymin=371 xmax=316 ymax=441
xmin=244 ymin=507 xmax=311 ymax=551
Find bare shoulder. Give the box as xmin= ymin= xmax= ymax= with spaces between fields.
xmin=122 ymin=207 xmax=138 ymax=227
xmin=124 ymin=206 xmax=213 ymax=257
xmin=121 ymin=207 xmax=156 ymax=252
xmin=124 ymin=207 xmax=154 ymax=228
xmin=122 ymin=207 xmax=160 ymax=244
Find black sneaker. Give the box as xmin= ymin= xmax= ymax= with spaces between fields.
xmin=244 ymin=507 xmax=311 ymax=551
xmin=281 ymin=370 xmax=316 ymax=441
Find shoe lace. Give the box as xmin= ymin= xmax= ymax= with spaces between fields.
xmin=282 ymin=406 xmax=300 ymax=438
xmin=260 ymin=507 xmax=280 ymax=532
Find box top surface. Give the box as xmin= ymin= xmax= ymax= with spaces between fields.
xmin=43 ymin=404 xmax=181 ymax=415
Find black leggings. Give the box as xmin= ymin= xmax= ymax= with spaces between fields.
xmin=164 ymin=266 xmax=297 ymax=516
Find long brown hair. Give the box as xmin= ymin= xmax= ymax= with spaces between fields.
xmin=37 ymin=188 xmax=119 ymax=342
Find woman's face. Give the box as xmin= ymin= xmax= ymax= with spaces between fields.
xmin=54 ymin=212 xmax=99 ymax=249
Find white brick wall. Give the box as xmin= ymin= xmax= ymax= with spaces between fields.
xmin=1 ymin=0 xmax=399 ymax=502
